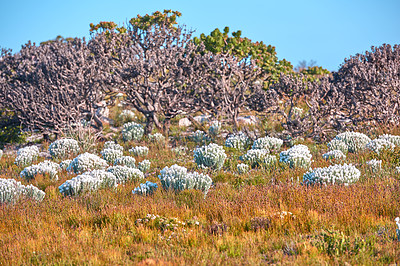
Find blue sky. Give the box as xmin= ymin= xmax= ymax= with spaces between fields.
xmin=1 ymin=0 xmax=399 ymax=71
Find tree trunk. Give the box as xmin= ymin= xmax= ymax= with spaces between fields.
xmin=163 ymin=118 xmax=171 ymax=136
xmin=144 ymin=115 xmax=154 ymax=135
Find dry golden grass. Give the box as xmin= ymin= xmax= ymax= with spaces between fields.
xmin=0 ymin=123 xmax=400 ymax=264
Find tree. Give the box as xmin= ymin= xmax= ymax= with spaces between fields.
xmin=193 ymin=27 xmax=293 ymax=88
xmin=333 ymin=44 xmax=400 ymax=127
xmin=90 ymin=17 xmax=208 ymax=134
xmin=0 ymin=38 xmax=107 ymax=138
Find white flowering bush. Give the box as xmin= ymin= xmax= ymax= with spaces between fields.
xmin=118 ymin=109 xmax=136 ymax=121
xmin=129 ymin=146 xmax=149 ymax=157
xmin=114 ymin=156 xmax=136 ymax=168
xmin=100 ymin=148 xmax=123 ymax=164
xmin=20 ymin=160 xmax=60 ymax=181
xmin=15 ymin=146 xmax=39 ymax=166
xmin=132 ymin=181 xmax=158 ymax=196
xmin=208 ymin=121 xmax=221 ymax=138
xmin=241 ymin=149 xmax=269 ymax=168
xmin=0 ymin=149 xmax=3 ymax=160
xmin=366 ymin=139 xmax=395 ymax=154
xmin=149 ymin=133 xmax=165 ymax=143
xmin=252 ymin=136 xmax=283 ymax=152
xmin=107 ymin=165 xmax=144 ymax=184
xmin=0 ymin=178 xmax=45 ymax=204
xmin=378 ymin=134 xmax=400 ymax=147
xmin=366 ymin=159 xmax=382 ymax=172
xmin=237 ymin=163 xmax=249 ymax=174
xmin=67 ymin=152 xmax=108 ymax=174
xmin=280 ymin=144 xmax=312 ymax=169
xmin=84 ymin=170 xmax=118 ymax=187
xmin=194 ymin=143 xmax=227 ymax=170
xmin=103 ymin=141 xmax=124 ymax=152
xmin=158 ymin=164 xmax=212 ymax=195
xmin=329 ymin=132 xmax=371 ymax=153
xmin=60 ymin=159 xmax=72 ymax=171
xmin=225 ymin=132 xmax=251 ymax=150
xmin=122 ymin=122 xmax=144 ymax=142
xmin=264 ymin=154 xmax=278 ymax=166
xmin=138 ymin=159 xmax=151 ymax=173
xmin=397 ymin=166 xmax=400 ymax=174
xmin=322 ymin=150 xmax=346 ymax=160
xmin=303 ymin=164 xmax=361 ymax=186
xmin=58 ymin=170 xmax=117 ymax=197
xmin=327 ymin=139 xmax=348 ymax=154
xmin=48 ymin=138 xmax=80 ymax=159
xmin=191 ymin=130 xmax=209 ymax=143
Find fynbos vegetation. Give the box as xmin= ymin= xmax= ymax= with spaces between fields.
xmin=0 ymin=9 xmax=399 ymax=265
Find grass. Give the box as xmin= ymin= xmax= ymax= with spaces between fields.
xmin=0 ymin=115 xmax=400 ymax=264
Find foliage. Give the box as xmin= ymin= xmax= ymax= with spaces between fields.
xmin=225 ymin=132 xmax=251 ymax=150
xmin=121 ymin=122 xmax=144 ymax=142
xmin=114 ymin=156 xmax=136 ymax=168
xmin=100 ymin=148 xmax=123 ymax=164
xmin=252 ymin=136 xmax=283 ymax=152
xmin=66 ymin=152 xmax=108 ymax=174
xmin=132 ymin=181 xmax=158 ymax=196
xmin=322 ymin=150 xmax=346 ymax=160
xmin=48 ymin=138 xmax=80 ymax=160
xmin=193 ymin=143 xmax=227 ymax=170
xmin=303 ymin=164 xmax=361 ymax=185
xmin=14 ymin=145 xmax=39 ymax=167
xmin=193 ymin=26 xmax=293 ymax=87
xmin=0 ymin=178 xmax=45 ymax=204
xmin=59 ymin=170 xmax=117 ymax=196
xmin=106 ymin=165 xmax=144 ymax=184
xmin=158 ymin=164 xmax=212 ymax=195
xmin=138 ymin=159 xmax=151 ymax=173
xmin=20 ymin=160 xmax=60 ymax=181
xmin=241 ymin=149 xmax=270 ymax=168
xmin=279 ymin=144 xmax=312 ymax=169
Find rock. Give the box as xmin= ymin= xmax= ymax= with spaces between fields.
xmin=237 ymin=115 xmax=259 ymax=125
xmin=178 ymin=118 xmax=192 ymax=127
xmin=193 ymin=115 xmax=211 ymax=123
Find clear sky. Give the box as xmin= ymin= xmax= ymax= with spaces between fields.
xmin=1 ymin=0 xmax=399 ymax=71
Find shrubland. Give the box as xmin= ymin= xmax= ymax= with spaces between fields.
xmin=0 ymin=9 xmax=399 ymax=265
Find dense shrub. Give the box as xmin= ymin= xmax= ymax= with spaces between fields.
xmin=132 ymin=181 xmax=158 ymax=196
xmin=121 ymin=122 xmax=144 ymax=142
xmin=225 ymin=132 xmax=251 ymax=150
xmin=138 ymin=159 xmax=151 ymax=173
xmin=100 ymin=148 xmax=123 ymax=164
xmin=67 ymin=152 xmax=108 ymax=174
xmin=279 ymin=144 xmax=312 ymax=169
xmin=0 ymin=178 xmax=45 ymax=204
xmin=14 ymin=146 xmax=39 ymax=166
xmin=328 ymin=132 xmax=371 ymax=153
xmin=303 ymin=164 xmax=361 ymax=185
xmin=322 ymin=150 xmax=346 ymax=160
xmin=20 ymin=160 xmax=60 ymax=181
xmin=106 ymin=165 xmax=144 ymax=184
xmin=59 ymin=170 xmax=117 ymax=196
xmin=194 ymin=143 xmax=226 ymax=170
xmin=158 ymin=164 xmax=212 ymax=195
xmin=114 ymin=156 xmax=136 ymax=168
xmin=252 ymin=136 xmax=283 ymax=152
xmin=48 ymin=138 xmax=80 ymax=160
xmin=241 ymin=149 xmax=269 ymax=168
